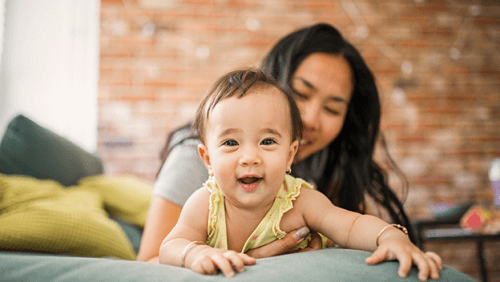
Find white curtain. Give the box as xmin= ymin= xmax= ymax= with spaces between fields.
xmin=0 ymin=0 xmax=5 ymax=70
xmin=0 ymin=0 xmax=100 ymax=153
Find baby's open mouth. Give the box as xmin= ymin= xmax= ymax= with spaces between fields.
xmin=238 ymin=176 xmax=262 ymax=192
xmin=239 ymin=177 xmax=261 ymax=184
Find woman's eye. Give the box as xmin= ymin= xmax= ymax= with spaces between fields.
xmin=223 ymin=140 xmax=238 ymax=146
xmin=292 ymin=89 xmax=308 ymax=100
xmin=261 ymin=139 xmax=276 ymax=146
xmin=324 ymin=107 xmax=341 ymax=116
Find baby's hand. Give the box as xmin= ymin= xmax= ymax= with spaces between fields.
xmin=365 ymin=237 xmax=443 ymax=281
xmin=187 ymin=247 xmax=256 ymax=278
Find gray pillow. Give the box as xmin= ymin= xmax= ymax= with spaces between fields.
xmin=0 ymin=114 xmax=103 ymax=186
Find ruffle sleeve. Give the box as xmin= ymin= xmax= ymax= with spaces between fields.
xmin=204 ymin=177 xmax=226 ymax=249
xmin=271 ymin=175 xmax=313 ymax=238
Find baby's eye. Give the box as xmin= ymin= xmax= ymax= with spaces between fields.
xmin=261 ymin=139 xmax=276 ymax=146
xmin=223 ymin=140 xmax=238 ymax=146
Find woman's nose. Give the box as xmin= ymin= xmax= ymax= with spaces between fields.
xmin=239 ymin=146 xmax=262 ymax=166
xmin=300 ymin=101 xmax=320 ymax=130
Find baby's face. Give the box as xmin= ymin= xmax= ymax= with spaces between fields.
xmin=201 ymin=87 xmax=298 ymax=210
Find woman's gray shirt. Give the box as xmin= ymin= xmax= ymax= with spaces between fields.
xmin=152 ymin=136 xmax=209 ymax=207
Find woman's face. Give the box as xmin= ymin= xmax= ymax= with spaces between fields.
xmin=291 ymin=52 xmax=353 ymax=162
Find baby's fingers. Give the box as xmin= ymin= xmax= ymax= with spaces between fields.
xmin=393 ymin=251 xmax=414 ymax=278
xmin=239 ymin=253 xmax=257 ymax=265
xmin=412 ymin=250 xmax=441 ymax=281
xmin=425 ymin=251 xmax=443 ymax=270
xmin=365 ymin=246 xmax=390 ymax=265
xmin=424 ymin=253 xmax=441 ymax=280
xmin=221 ymin=251 xmax=253 ymax=275
xmin=367 ymin=247 xmax=413 ymax=278
xmin=191 ymin=257 xmax=218 ymax=275
xmin=211 ymin=254 xmax=236 ymax=278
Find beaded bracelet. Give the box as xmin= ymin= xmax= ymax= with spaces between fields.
xmin=376 ymin=224 xmax=408 ymax=247
xmin=181 ymin=241 xmax=205 ymax=267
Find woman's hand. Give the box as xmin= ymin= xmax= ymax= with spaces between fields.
xmin=245 ymin=226 xmax=322 ymax=258
xmin=187 ymin=246 xmax=256 ymax=278
xmin=365 ymin=231 xmax=443 ymax=281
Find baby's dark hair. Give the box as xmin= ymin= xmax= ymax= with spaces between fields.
xmin=192 ymin=68 xmax=302 ymax=144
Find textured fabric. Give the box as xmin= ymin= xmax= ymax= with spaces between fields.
xmin=78 ymin=175 xmax=152 ymax=227
xmin=0 ymin=249 xmax=476 ymax=282
xmin=0 ymin=114 xmax=103 ymax=186
xmin=153 ymin=138 xmax=209 ymax=207
xmin=0 ymin=174 xmax=152 ymax=260
xmin=205 ymin=174 xmax=312 ymax=253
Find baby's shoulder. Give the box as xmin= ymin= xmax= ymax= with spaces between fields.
xmin=296 ymin=185 xmax=322 ymax=199
xmin=293 ymin=187 xmax=330 ymax=211
xmin=279 ymin=186 xmax=322 ymax=232
xmin=184 ymin=186 xmax=211 ymax=209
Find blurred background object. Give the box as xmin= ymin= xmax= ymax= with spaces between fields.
xmin=490 ymin=158 xmax=500 ymax=209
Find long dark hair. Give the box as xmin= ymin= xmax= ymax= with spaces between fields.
xmin=261 ymin=23 xmax=415 ymax=242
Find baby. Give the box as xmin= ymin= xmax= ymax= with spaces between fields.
xmin=159 ymin=68 xmax=441 ymax=280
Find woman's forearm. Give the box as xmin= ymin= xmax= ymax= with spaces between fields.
xmin=136 ymin=196 xmax=182 ymax=262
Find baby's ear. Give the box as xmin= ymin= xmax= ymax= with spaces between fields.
xmin=287 ymin=140 xmax=299 ymax=167
xmin=198 ymin=144 xmax=211 ymax=170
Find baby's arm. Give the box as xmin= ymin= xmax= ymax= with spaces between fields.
xmin=296 ymin=188 xmax=442 ymax=281
xmin=159 ymin=188 xmax=255 ymax=277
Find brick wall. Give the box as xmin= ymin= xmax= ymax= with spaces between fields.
xmin=99 ymin=0 xmax=500 ymax=279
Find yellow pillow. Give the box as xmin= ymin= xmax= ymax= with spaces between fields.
xmin=0 ymin=174 xmax=151 ymax=260
xmin=77 ymin=175 xmax=152 ymax=227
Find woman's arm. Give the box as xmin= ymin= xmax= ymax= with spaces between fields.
xmin=245 ymin=226 xmax=322 ymax=258
xmin=136 ymin=196 xmax=181 ymax=262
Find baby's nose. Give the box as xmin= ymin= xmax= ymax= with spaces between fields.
xmin=239 ymin=147 xmax=262 ymax=166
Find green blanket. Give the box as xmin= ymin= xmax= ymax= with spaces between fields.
xmin=0 ymin=248 xmax=475 ymax=282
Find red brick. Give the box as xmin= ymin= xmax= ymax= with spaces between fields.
xmin=416 ymin=2 xmax=449 ymax=13
xmin=399 ymin=40 xmax=433 ymax=49
xmin=421 ymin=27 xmax=453 ymax=37
xmin=299 ymin=1 xmax=339 ymax=10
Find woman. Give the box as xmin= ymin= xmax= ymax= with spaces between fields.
xmin=137 ymin=23 xmax=416 ymax=263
